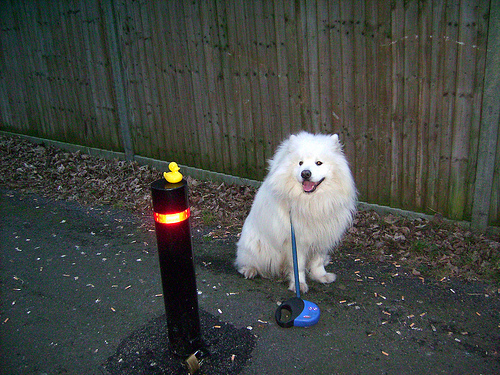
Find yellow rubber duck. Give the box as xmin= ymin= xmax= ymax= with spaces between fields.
xmin=163 ymin=162 xmax=183 ymax=183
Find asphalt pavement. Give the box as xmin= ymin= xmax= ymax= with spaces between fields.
xmin=1 ymin=189 xmax=499 ymax=374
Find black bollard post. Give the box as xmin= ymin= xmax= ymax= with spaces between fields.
xmin=151 ymin=175 xmax=204 ymax=365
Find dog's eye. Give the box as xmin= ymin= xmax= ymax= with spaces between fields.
xmin=299 ymin=161 xmax=303 ymax=166
xmin=316 ymin=161 xmax=323 ymax=166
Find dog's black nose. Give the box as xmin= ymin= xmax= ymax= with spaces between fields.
xmin=301 ymin=170 xmax=311 ymax=180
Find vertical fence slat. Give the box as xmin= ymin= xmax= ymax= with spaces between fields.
xmin=365 ymin=0 xmax=378 ymax=204
xmin=103 ymin=0 xmax=133 ymax=160
xmin=283 ymin=0 xmax=303 ymax=135
xmin=296 ymin=0 xmax=311 ymax=132
xmin=139 ymin=2 xmax=159 ymax=160
xmin=273 ymin=0 xmax=292 ymax=141
xmin=216 ymin=0 xmax=239 ymax=175
xmin=375 ymin=1 xmax=393 ymax=207
xmin=353 ymin=0 xmax=368 ymax=202
xmin=416 ymin=0 xmax=432 ymax=212
xmin=437 ymin=2 xmax=460 ymax=216
xmin=317 ymin=0 xmax=332 ymax=133
xmin=305 ymin=0 xmax=320 ymax=132
xmin=449 ymin=2 xmax=478 ymax=220
xmin=228 ymin=0 xmax=253 ymax=177
xmin=212 ymin=0 xmax=233 ymax=172
xmin=31 ymin=1 xmax=52 ymax=137
xmin=472 ymin=0 xmax=500 ymax=230
xmin=22 ymin=2 xmax=38 ymax=136
xmin=402 ymin=1 xmax=419 ymax=210
xmin=255 ymin=0 xmax=277 ymax=159
xmin=184 ymin=0 xmax=208 ymax=170
xmin=246 ymin=1 xmax=266 ymax=174
xmin=467 ymin=0 xmax=490 ymax=221
xmin=339 ymin=0 xmax=356 ymax=168
xmin=390 ymin=0 xmax=405 ymax=209
xmin=173 ymin=1 xmax=196 ymax=166
xmin=151 ymin=1 xmax=174 ymax=162
xmin=426 ymin=0 xmax=445 ymax=213
xmin=326 ymin=0 xmax=344 ymax=134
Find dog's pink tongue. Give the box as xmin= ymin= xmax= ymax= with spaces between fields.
xmin=302 ymin=181 xmax=316 ymax=192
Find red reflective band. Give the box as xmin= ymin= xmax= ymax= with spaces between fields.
xmin=154 ymin=208 xmax=190 ymax=224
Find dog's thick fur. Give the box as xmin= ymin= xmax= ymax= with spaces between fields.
xmin=235 ymin=132 xmax=356 ymax=293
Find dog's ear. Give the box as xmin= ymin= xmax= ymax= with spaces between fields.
xmin=331 ymin=134 xmax=343 ymax=152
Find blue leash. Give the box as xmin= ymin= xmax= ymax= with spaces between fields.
xmin=290 ymin=217 xmax=301 ymax=299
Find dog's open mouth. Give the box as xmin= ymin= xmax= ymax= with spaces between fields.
xmin=302 ymin=178 xmax=325 ymax=193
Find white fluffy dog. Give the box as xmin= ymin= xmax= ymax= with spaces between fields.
xmin=235 ymin=132 xmax=356 ymax=293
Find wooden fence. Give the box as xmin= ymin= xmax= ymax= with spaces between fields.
xmin=0 ymin=0 xmax=499 ymax=228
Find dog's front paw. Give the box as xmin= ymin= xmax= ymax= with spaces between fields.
xmin=315 ymin=272 xmax=337 ymax=284
xmin=238 ymin=266 xmax=258 ymax=279
xmin=288 ymin=280 xmax=309 ymax=294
